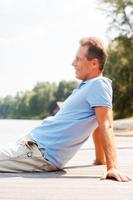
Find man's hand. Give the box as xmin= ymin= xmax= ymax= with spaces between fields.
xmin=101 ymin=168 xmax=132 ymax=182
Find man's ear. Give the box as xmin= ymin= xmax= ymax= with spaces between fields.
xmin=92 ymin=58 xmax=99 ymax=70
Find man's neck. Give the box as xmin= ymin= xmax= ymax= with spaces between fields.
xmin=84 ymin=72 xmax=103 ymax=81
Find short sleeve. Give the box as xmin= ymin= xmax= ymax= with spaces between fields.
xmin=87 ymin=78 xmax=113 ymax=108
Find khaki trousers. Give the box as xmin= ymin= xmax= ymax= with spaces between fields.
xmin=0 ymin=139 xmax=58 ymax=172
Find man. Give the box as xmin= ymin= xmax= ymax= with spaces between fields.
xmin=0 ymin=37 xmax=131 ymax=182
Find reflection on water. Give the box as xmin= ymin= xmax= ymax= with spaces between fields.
xmin=0 ymin=119 xmax=41 ymax=145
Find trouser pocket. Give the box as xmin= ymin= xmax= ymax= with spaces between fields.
xmin=17 ymin=138 xmax=58 ymax=171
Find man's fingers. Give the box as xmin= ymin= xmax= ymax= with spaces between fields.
xmin=115 ymin=172 xmax=132 ymax=182
xmin=100 ymin=172 xmax=132 ymax=182
xmin=119 ymin=174 xmax=132 ymax=182
xmin=101 ymin=171 xmax=132 ymax=182
xmin=127 ymin=176 xmax=132 ymax=181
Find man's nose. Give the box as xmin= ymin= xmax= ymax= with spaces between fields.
xmin=72 ymin=59 xmax=75 ymax=67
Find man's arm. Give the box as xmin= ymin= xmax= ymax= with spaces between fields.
xmin=94 ymin=106 xmax=131 ymax=182
xmin=92 ymin=127 xmax=106 ymax=165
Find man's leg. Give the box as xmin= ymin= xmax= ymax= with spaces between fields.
xmin=0 ymin=139 xmax=58 ymax=172
xmin=92 ymin=127 xmax=106 ymax=165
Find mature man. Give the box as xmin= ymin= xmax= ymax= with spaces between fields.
xmin=0 ymin=37 xmax=131 ymax=181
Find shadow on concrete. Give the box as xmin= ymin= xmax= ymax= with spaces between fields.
xmin=63 ymin=164 xmax=94 ymax=169
xmin=0 ymin=164 xmax=100 ymax=179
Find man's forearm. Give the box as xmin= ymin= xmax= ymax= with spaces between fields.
xmin=93 ymin=128 xmax=106 ymax=164
xmin=98 ymin=127 xmax=118 ymax=170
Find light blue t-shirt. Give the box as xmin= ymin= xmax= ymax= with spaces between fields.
xmin=29 ymin=76 xmax=112 ymax=168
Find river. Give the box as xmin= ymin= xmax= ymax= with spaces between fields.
xmin=0 ymin=119 xmax=41 ymax=145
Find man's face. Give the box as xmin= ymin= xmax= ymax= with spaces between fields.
xmin=72 ymin=45 xmax=95 ymax=81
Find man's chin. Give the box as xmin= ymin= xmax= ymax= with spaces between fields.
xmin=75 ymin=75 xmax=82 ymax=80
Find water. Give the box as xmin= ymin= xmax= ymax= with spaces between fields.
xmin=0 ymin=119 xmax=93 ymax=149
xmin=0 ymin=119 xmax=41 ymax=145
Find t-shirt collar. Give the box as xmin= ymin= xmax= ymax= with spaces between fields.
xmin=78 ymin=77 xmax=100 ymax=89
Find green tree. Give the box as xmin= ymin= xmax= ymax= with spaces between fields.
xmin=55 ymin=80 xmax=78 ymax=101
xmin=0 ymin=80 xmax=78 ymax=119
xmin=29 ymin=82 xmax=57 ymax=118
xmin=99 ymin=0 xmax=133 ymax=37
xmin=98 ymin=0 xmax=133 ymax=118
xmin=104 ymin=36 xmax=133 ymax=118
xmin=15 ymin=91 xmax=34 ymax=119
xmin=0 ymin=96 xmax=16 ymax=118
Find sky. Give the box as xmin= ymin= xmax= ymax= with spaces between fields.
xmin=0 ymin=0 xmax=110 ymax=97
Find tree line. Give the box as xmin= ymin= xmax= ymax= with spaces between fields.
xmin=0 ymin=0 xmax=132 ymax=119
xmin=0 ymin=81 xmax=78 ymax=119
xmin=100 ymin=0 xmax=133 ymax=118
